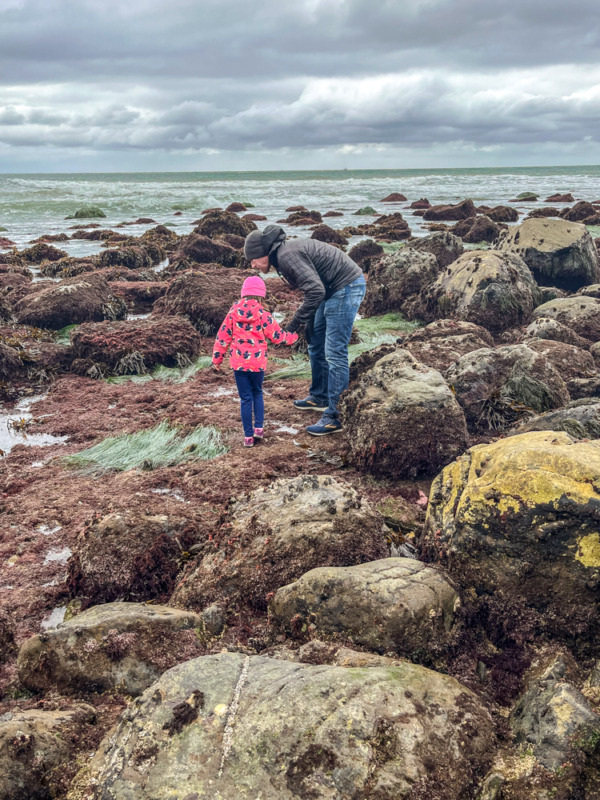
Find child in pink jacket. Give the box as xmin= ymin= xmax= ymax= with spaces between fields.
xmin=212 ymin=276 xmax=298 ymax=447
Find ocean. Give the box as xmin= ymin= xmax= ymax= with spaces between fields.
xmin=1 ymin=166 xmax=599 ymax=256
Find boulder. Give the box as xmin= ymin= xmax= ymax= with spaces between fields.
xmin=225 ymin=202 xmax=247 ymax=212
xmin=511 ymin=400 xmax=600 ymax=440
xmin=511 ymin=654 xmax=600 ymax=770
xmin=525 ymin=338 xmax=597 ymax=383
xmin=353 ymin=206 xmax=379 ymax=215
xmin=446 ymin=343 xmax=569 ymax=431
xmin=0 ymin=607 xmax=16 ymax=663
xmin=497 ymin=217 xmax=598 ymax=290
xmin=14 ymin=275 xmax=127 ymax=329
xmin=510 ymin=192 xmax=539 ymax=201
xmin=282 ymin=209 xmax=322 ymax=225
xmin=410 ymin=198 xmax=430 ymax=209
xmin=271 ymin=558 xmax=459 ymax=658
xmin=0 ymin=295 xmax=13 ymax=323
xmin=70 ymin=229 xmax=128 ymax=242
xmin=361 ymin=247 xmax=439 ymax=317
xmin=451 ymin=215 xmax=501 ymax=244
xmin=285 ymin=205 xmax=308 ymax=212
xmin=340 ymin=349 xmax=469 ymax=478
xmin=39 ymin=255 xmax=99 ymax=279
xmin=381 ymin=192 xmax=407 ymax=202
xmin=403 ymin=319 xmax=494 ymax=373
xmin=171 ymin=475 xmax=389 ymax=611
xmin=546 ymin=193 xmax=575 ymax=203
xmin=17 ymin=243 xmax=69 ymax=263
xmin=98 ymin=244 xmax=164 ymax=270
xmin=423 ymin=432 xmax=600 ymax=646
xmin=66 ymin=206 xmax=106 ymax=219
xmin=194 ymin=210 xmax=257 ymax=239
xmin=421 ymin=250 xmax=540 ymax=334
xmin=66 ymin=511 xmax=196 ymax=604
xmin=526 ymin=206 xmax=561 ymax=218
xmin=487 ymin=205 xmax=519 ymax=223
xmin=532 ymin=296 xmax=600 ymax=341
xmin=322 ymin=210 xmax=343 ymax=217
xmin=242 ymin=213 xmax=267 ymax=221
xmin=560 ymin=201 xmax=598 ymax=223
xmin=18 ymin=603 xmax=203 ymax=696
xmin=0 ymin=705 xmax=96 ymax=800
xmin=423 ymin=198 xmax=477 ymax=221
xmin=406 ymin=230 xmax=464 ymax=269
xmin=310 ymin=224 xmax=348 ymax=246
xmin=524 ymin=316 xmax=592 ymax=350
xmin=152 ymin=268 xmax=242 ymax=335
xmin=347 ymin=238 xmax=384 ymax=272
xmin=68 ymin=652 xmax=494 ymax=800
xmin=170 ymin=232 xmax=243 ymax=269
xmin=361 ymin=212 xmax=411 ymax=241
xmin=107 ymin=279 xmax=166 ymax=311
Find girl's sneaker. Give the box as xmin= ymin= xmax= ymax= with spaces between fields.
xmin=254 ymin=427 xmax=264 ymax=440
xmin=244 ymin=436 xmax=254 ymax=447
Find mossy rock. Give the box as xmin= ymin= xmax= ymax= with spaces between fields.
xmin=66 ymin=206 xmax=107 ymax=219
xmin=353 ymin=205 xmax=378 ymax=215
xmin=516 ymin=192 xmax=539 ymax=201
xmin=423 ymin=432 xmax=600 ymax=652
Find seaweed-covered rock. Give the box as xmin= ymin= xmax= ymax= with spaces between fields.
xmin=18 ymin=243 xmax=69 ymax=263
xmin=172 ymin=475 xmax=388 ymax=611
xmin=0 ymin=342 xmax=22 ymax=379
xmin=272 ymin=558 xmax=459 ymax=658
xmin=560 ymin=201 xmax=599 ymax=223
xmin=525 ymin=338 xmax=597 ymax=383
xmin=0 ymin=608 xmax=16 ymax=663
xmin=451 ymin=215 xmax=501 ymax=244
xmin=532 ymin=296 xmax=600 ymax=342
xmin=361 ymin=248 xmax=438 ymax=317
xmin=107 ymin=280 xmax=166 ymax=312
xmin=423 ymin=432 xmax=600 ymax=647
xmin=487 ymin=205 xmax=519 ymax=223
xmin=381 ymin=192 xmax=407 ymax=202
xmin=363 ymin=212 xmax=411 ymax=241
xmin=347 ymin=238 xmax=384 ymax=272
xmin=406 ymin=230 xmax=464 ymax=269
xmin=67 ymin=652 xmax=494 ymax=800
xmin=67 ymin=511 xmax=196 ymax=604
xmin=511 ymin=400 xmax=600 ymax=440
xmin=310 ymin=224 xmax=348 ymax=246
xmin=170 ymin=232 xmax=243 ymax=269
xmin=153 ymin=268 xmax=242 ymax=335
xmin=446 ymin=343 xmax=569 ymax=431
xmin=39 ymin=255 xmax=99 ymax=279
xmin=194 ymin=210 xmax=257 ymax=239
xmin=340 ymin=349 xmax=468 ymax=478
xmin=17 ymin=603 xmax=203 ymax=696
xmin=0 ymin=705 xmax=96 ymax=800
xmin=421 ymin=250 xmax=539 ymax=334
xmin=70 ymin=229 xmax=128 ymax=242
xmin=14 ymin=275 xmax=127 ymax=329
xmin=546 ymin=193 xmax=575 ymax=203
xmin=526 ymin=206 xmax=561 ymax=219
xmin=98 ymin=244 xmax=164 ymax=270
xmin=403 ymin=319 xmax=493 ymax=373
xmin=0 ymin=295 xmax=13 ymax=323
xmin=524 ymin=316 xmax=592 ymax=349
xmin=423 ymin=198 xmax=477 ymax=221
xmin=497 ymin=217 xmax=598 ymax=290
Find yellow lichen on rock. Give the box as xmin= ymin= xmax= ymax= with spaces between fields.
xmin=575 ymin=532 xmax=600 ymax=568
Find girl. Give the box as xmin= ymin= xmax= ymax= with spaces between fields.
xmin=212 ymin=276 xmax=298 ymax=447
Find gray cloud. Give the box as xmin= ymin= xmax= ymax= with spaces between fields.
xmin=0 ymin=0 xmax=599 ymax=168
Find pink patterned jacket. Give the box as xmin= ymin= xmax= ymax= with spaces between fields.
xmin=212 ymin=298 xmax=298 ymax=372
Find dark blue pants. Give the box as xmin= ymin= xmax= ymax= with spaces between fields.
xmin=234 ymin=370 xmax=265 ymax=437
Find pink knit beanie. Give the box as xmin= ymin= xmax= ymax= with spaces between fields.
xmin=241 ymin=276 xmax=266 ymax=298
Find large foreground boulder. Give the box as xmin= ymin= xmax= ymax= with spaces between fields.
xmin=446 ymin=343 xmax=570 ymax=431
xmin=532 ymin=296 xmax=600 ymax=342
xmin=67 ymin=511 xmax=196 ymax=604
xmin=0 ymin=705 xmax=96 ymax=800
xmin=67 ymin=652 xmax=495 ymax=800
xmin=14 ymin=275 xmax=127 ymax=329
xmin=361 ymin=248 xmax=439 ymax=317
xmin=272 ymin=558 xmax=459 ymax=659
xmin=18 ymin=603 xmax=203 ymax=696
xmin=340 ymin=349 xmax=469 ymax=478
xmin=421 ymin=250 xmax=539 ymax=334
xmin=497 ymin=217 xmax=598 ymax=290
xmin=69 ymin=316 xmax=201 ymax=376
xmin=152 ymin=268 xmax=242 ymax=335
xmin=422 ymin=432 xmax=600 ymax=648
xmin=171 ymin=475 xmax=389 ymax=610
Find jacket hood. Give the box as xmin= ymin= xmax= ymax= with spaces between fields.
xmin=231 ymin=297 xmax=263 ymax=323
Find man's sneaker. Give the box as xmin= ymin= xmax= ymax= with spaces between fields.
xmin=244 ymin=436 xmax=254 ymax=447
xmin=254 ymin=427 xmax=264 ymax=440
xmin=306 ymin=416 xmax=343 ymax=436
xmin=293 ymin=396 xmax=328 ymax=411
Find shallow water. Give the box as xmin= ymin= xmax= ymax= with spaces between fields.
xmin=0 ymin=394 xmax=69 ymax=456
xmin=41 ymin=605 xmax=67 ymax=629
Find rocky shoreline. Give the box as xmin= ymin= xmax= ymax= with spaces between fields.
xmin=2 ymin=196 xmax=600 ymax=799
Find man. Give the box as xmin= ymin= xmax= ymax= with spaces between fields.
xmin=244 ymin=224 xmax=366 ymax=436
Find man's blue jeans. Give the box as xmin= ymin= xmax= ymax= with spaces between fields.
xmin=308 ymin=275 xmax=366 ymax=419
xmin=234 ymin=370 xmax=265 ymax=437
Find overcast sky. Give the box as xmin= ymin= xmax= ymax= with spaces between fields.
xmin=0 ymin=0 xmax=599 ymax=171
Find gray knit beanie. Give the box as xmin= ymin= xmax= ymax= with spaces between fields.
xmin=244 ymin=224 xmax=286 ymax=260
